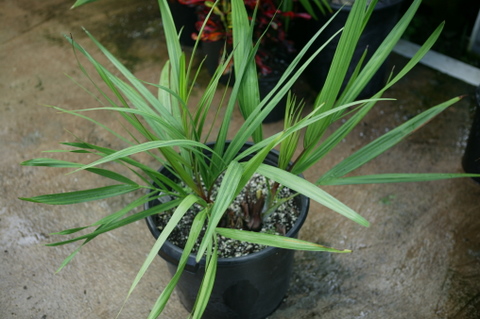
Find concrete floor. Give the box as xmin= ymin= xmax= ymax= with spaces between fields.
xmin=2 ymin=0 xmax=480 ymax=318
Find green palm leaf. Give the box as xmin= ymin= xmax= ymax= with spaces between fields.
xmin=257 ymin=164 xmax=370 ymax=227
xmin=216 ymin=228 xmax=351 ymax=253
xmin=19 ymin=184 xmax=139 ymax=205
xmin=146 ymin=208 xmax=207 ymax=319
xmin=318 ymin=96 xmax=461 ymax=184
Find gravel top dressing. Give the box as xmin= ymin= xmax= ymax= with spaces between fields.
xmin=154 ymin=173 xmax=299 ymax=258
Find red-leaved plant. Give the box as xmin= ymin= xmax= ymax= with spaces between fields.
xmin=179 ymin=0 xmax=311 ymax=75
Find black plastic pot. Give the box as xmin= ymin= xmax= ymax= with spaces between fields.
xmin=169 ymin=1 xmax=197 ymax=47
xmin=259 ymin=74 xmax=287 ymax=123
xmin=202 ymin=40 xmax=233 ymax=85
xmin=145 ymin=142 xmax=310 ymax=318
xmin=202 ymin=41 xmax=292 ymax=123
xmin=291 ymin=0 xmax=404 ymax=98
xmin=462 ymin=85 xmax=480 ymax=184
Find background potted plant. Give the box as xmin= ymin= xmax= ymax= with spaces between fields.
xmin=19 ymin=0 xmax=480 ymax=318
xmin=170 ymin=0 xmax=331 ymax=47
xmin=188 ymin=0 xmax=313 ymax=122
xmin=292 ymin=0 xmax=406 ymax=97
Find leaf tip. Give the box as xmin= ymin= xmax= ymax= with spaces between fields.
xmin=18 ymin=197 xmax=35 ymax=203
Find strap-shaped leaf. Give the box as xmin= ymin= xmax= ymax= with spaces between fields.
xmin=320 ymin=173 xmax=480 ymax=185
xmin=146 ymin=208 xmax=207 ymax=319
xmin=123 ymin=194 xmax=199 ymax=316
xmin=21 ymin=158 xmax=80 ymax=167
xmin=318 ymin=96 xmax=461 ymax=184
xmin=52 ymin=193 xmax=153 ymax=237
xmin=225 ymin=11 xmax=344 ymax=163
xmin=304 ymin=0 xmax=367 ymax=147
xmin=71 ymin=0 xmax=97 ymax=8
xmin=68 ymin=140 xmax=207 ymax=176
xmin=231 ymin=0 xmax=262 ymax=142
xmin=19 ymin=184 xmax=139 ymax=205
xmin=216 ymin=228 xmax=351 ymax=253
xmin=55 ymin=141 xmax=184 ymax=193
xmin=339 ymin=0 xmax=423 ymax=104
xmin=191 ymin=245 xmax=218 ymax=319
xmin=22 ymin=158 xmax=137 ymax=185
xmin=157 ymin=0 xmax=183 ymax=98
xmin=196 ymin=161 xmax=244 ymax=261
xmin=46 ymin=198 xmax=183 ymax=247
xmin=67 ymin=34 xmax=183 ymax=141
xmin=53 ymin=194 xmax=156 ymax=273
xmin=52 ymin=195 xmax=153 ymax=272
xmin=257 ymin=164 xmax=369 ymax=227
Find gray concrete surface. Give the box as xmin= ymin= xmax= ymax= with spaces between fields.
xmin=1 ymin=0 xmax=480 ymax=318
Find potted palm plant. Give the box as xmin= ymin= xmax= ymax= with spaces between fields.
xmin=19 ymin=0 xmax=480 ymax=318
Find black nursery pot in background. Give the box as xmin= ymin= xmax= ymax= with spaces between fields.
xmin=169 ymin=1 xmax=197 ymax=47
xmin=202 ymin=40 xmax=233 ymax=85
xmin=462 ymin=85 xmax=480 ymax=184
xmin=202 ymin=41 xmax=291 ymax=123
xmin=291 ymin=0 xmax=405 ymax=98
xmin=258 ymin=73 xmax=288 ymax=123
xmin=145 ymin=142 xmax=310 ymax=319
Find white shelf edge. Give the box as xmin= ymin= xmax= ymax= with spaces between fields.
xmin=393 ymin=39 xmax=480 ymax=87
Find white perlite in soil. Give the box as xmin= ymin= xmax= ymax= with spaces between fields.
xmin=154 ymin=173 xmax=300 ymax=258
